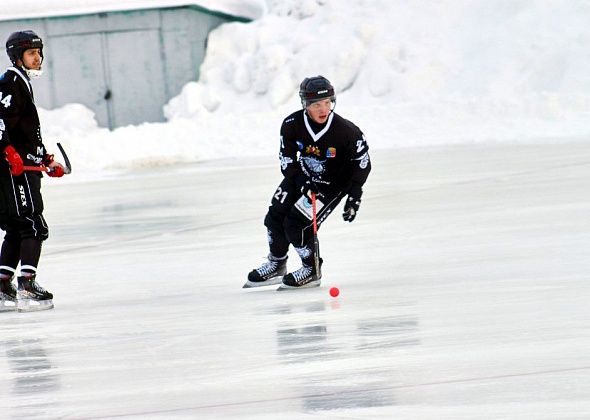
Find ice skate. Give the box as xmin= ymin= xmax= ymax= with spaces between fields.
xmin=244 ymin=255 xmax=288 ymax=288
xmin=16 ymin=275 xmax=54 ymax=312
xmin=278 ymin=258 xmax=323 ymax=290
xmin=0 ymin=277 xmax=17 ymax=312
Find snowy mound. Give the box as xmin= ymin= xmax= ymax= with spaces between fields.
xmin=38 ymin=0 xmax=590 ymax=175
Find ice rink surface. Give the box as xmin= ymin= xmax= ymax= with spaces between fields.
xmin=1 ymin=142 xmax=589 ymax=419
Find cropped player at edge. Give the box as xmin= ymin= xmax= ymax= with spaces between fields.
xmin=0 ymin=30 xmax=66 ymax=312
xmin=245 ymin=75 xmax=371 ymax=290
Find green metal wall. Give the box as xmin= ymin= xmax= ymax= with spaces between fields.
xmin=0 ymin=6 xmax=243 ymax=128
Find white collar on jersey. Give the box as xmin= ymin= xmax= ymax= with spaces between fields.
xmin=304 ymin=111 xmax=334 ymax=142
xmin=8 ymin=66 xmax=33 ymax=97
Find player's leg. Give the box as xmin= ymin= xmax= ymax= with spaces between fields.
xmin=0 ymin=230 xmax=19 ymax=311
xmin=281 ymin=191 xmax=345 ymax=288
xmin=13 ymin=175 xmax=53 ymax=311
xmin=245 ymin=178 xmax=299 ymax=287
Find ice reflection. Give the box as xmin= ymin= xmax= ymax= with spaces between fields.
xmin=273 ymin=299 xmax=420 ymax=412
xmin=266 ymin=300 xmax=326 ymax=316
xmin=356 ymin=315 xmax=421 ymax=350
xmin=274 ymin=300 xmax=336 ymax=363
xmin=301 ymin=377 xmax=397 ymax=411
xmin=277 ymin=324 xmax=333 ymax=361
xmin=3 ymin=337 xmax=61 ymax=419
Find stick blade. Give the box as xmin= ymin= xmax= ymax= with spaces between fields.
xmin=57 ymin=142 xmax=72 ymax=174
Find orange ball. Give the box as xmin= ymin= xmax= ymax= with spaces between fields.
xmin=329 ymin=287 xmax=340 ymax=297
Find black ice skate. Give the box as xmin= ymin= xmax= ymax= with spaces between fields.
xmin=244 ymin=255 xmax=288 ymax=288
xmin=278 ymin=258 xmax=323 ymax=290
xmin=17 ymin=275 xmax=54 ymax=312
xmin=0 ymin=277 xmax=17 ymax=312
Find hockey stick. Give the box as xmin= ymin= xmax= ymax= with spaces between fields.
xmin=311 ymin=192 xmax=322 ymax=280
xmin=21 ymin=142 xmax=72 ymax=175
xmin=57 ymin=142 xmax=72 ymax=174
xmin=23 ymin=165 xmax=51 ymax=173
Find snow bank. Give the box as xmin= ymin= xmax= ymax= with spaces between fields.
xmin=37 ymin=0 xmax=590 ymax=176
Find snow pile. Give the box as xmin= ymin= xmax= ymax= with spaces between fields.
xmin=38 ymin=0 xmax=590 ymax=176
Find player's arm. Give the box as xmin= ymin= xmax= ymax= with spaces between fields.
xmin=0 ymin=81 xmax=20 ymax=150
xmin=279 ymin=119 xmax=301 ymax=179
xmin=343 ymin=131 xmax=371 ymax=222
xmin=349 ymin=132 xmax=371 ymax=198
xmin=0 ymin=82 xmax=25 ymax=175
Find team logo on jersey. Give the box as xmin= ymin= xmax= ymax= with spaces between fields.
xmin=301 ymin=156 xmax=326 ymax=176
xmin=279 ymin=152 xmax=293 ymax=170
xmin=326 ymin=147 xmax=336 ymax=158
xmin=359 ymin=152 xmax=370 ymax=169
xmin=305 ymin=145 xmax=321 ymax=157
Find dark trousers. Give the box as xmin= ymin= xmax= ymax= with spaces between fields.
xmin=264 ymin=177 xmax=344 ymax=258
xmin=0 ymin=173 xmax=48 ymax=277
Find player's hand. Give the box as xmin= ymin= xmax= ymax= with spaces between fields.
xmin=295 ymin=173 xmax=319 ymax=202
xmin=4 ymin=145 xmax=23 ymax=176
xmin=47 ymin=161 xmax=65 ymax=177
xmin=342 ymin=195 xmax=361 ymax=222
xmin=300 ymin=179 xmax=319 ymax=201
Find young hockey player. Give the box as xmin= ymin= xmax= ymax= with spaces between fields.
xmin=0 ymin=30 xmax=65 ymax=312
xmin=245 ymin=75 xmax=371 ymax=289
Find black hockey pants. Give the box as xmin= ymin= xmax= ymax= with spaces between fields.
xmin=264 ymin=177 xmax=344 ymax=257
xmin=0 ymin=172 xmax=48 ymax=277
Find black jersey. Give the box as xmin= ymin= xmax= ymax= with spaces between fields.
xmin=0 ymin=66 xmax=48 ymax=172
xmin=279 ymin=109 xmax=371 ymax=197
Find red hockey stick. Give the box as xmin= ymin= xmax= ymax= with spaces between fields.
xmin=22 ymin=142 xmax=72 ymax=175
xmin=23 ymin=165 xmax=51 ymax=173
xmin=311 ymin=192 xmax=322 ymax=280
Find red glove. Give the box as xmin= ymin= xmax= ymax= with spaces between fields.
xmin=43 ymin=153 xmax=55 ymax=165
xmin=48 ymin=165 xmax=64 ymax=178
xmin=4 ymin=145 xmax=23 ymax=176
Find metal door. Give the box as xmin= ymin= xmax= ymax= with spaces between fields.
xmin=49 ymin=33 xmax=110 ymax=128
xmin=105 ymin=30 xmax=166 ymax=128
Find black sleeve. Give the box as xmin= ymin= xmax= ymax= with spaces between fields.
xmin=279 ymin=118 xmax=303 ymax=180
xmin=347 ymin=130 xmax=371 ymax=199
xmin=0 ymin=79 xmax=22 ymax=152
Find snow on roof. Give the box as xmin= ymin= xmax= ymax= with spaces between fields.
xmin=0 ymin=0 xmax=264 ymax=22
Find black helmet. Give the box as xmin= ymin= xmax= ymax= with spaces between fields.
xmin=6 ymin=30 xmax=44 ymax=65
xmin=299 ymin=76 xmax=335 ymax=107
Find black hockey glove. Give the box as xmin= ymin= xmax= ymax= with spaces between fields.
xmin=295 ymin=173 xmax=319 ymax=203
xmin=342 ymin=195 xmax=361 ymax=222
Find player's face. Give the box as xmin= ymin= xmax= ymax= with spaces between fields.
xmin=306 ymin=98 xmax=332 ymax=124
xmin=20 ymin=48 xmax=42 ymax=70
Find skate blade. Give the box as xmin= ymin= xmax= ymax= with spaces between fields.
xmin=0 ymin=300 xmax=17 ymax=312
xmin=16 ymin=299 xmax=54 ymax=312
xmin=243 ymin=276 xmax=284 ymax=288
xmin=276 ymin=280 xmax=321 ymax=291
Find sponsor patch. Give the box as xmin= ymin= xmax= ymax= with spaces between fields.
xmin=326 ymin=147 xmax=336 ymax=158
xmin=294 ymin=195 xmax=324 ymax=221
xmin=305 ymin=145 xmax=321 ymax=157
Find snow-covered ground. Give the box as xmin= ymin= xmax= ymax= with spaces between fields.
xmin=1 ymin=141 xmax=589 ymax=419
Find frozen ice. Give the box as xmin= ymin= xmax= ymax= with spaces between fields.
xmin=0 ymin=1 xmax=588 ymax=418
xmin=1 ymin=142 xmax=589 ymax=418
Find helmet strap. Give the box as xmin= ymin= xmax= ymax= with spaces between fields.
xmin=25 ymin=68 xmax=43 ymax=79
